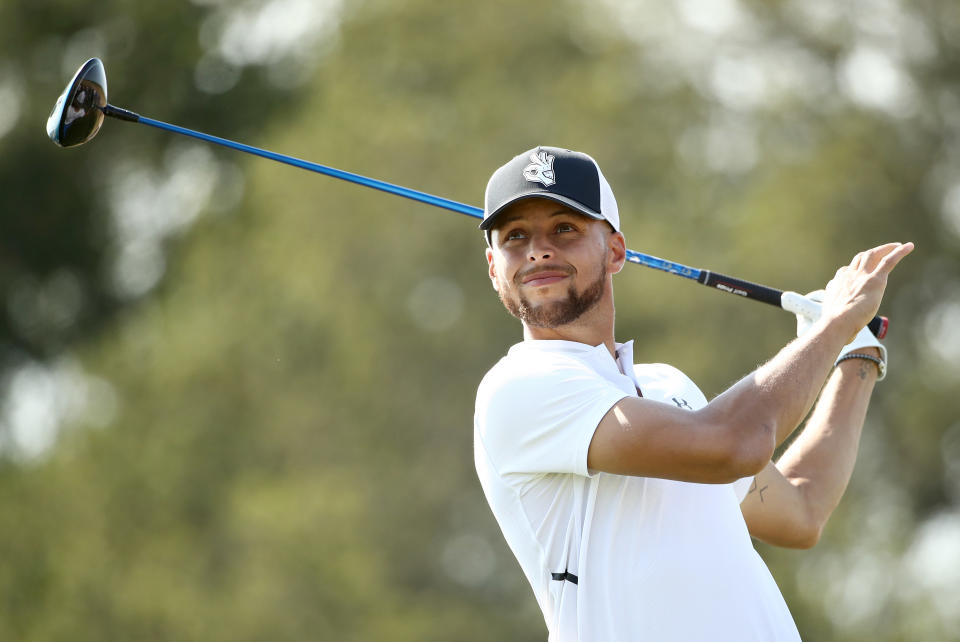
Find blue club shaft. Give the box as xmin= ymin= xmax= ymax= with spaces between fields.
xmin=137 ymin=114 xmax=707 ymax=282
xmin=138 ymin=116 xmax=485 ymax=220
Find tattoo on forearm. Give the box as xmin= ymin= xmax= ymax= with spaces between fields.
xmin=749 ymin=478 xmax=769 ymax=503
xmin=858 ymin=364 xmax=869 ymax=380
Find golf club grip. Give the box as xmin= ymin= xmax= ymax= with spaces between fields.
xmin=697 ymin=270 xmax=782 ymax=305
xmin=698 ymin=270 xmax=888 ymax=338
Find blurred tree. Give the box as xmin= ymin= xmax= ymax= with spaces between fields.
xmin=0 ymin=0 xmax=328 ymax=364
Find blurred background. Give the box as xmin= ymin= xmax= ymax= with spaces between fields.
xmin=2 ymin=0 xmax=958 ymax=639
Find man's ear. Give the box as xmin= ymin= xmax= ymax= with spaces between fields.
xmin=486 ymin=247 xmax=499 ymax=291
xmin=608 ymin=231 xmax=627 ymax=275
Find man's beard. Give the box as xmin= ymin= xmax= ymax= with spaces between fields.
xmin=498 ymin=264 xmax=607 ymax=329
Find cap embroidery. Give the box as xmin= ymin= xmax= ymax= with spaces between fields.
xmin=522 ymin=150 xmax=556 ymax=187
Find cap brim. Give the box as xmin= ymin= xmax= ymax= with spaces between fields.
xmin=479 ymin=192 xmax=605 ymax=231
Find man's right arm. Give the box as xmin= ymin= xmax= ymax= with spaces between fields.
xmin=587 ymin=242 xmax=913 ymax=484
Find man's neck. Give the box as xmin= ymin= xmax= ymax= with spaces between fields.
xmin=521 ymin=310 xmax=617 ymax=359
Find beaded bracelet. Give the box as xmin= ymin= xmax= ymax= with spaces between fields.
xmin=835 ymin=352 xmax=886 ymax=380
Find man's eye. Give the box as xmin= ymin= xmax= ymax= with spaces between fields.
xmin=556 ymin=223 xmax=575 ymax=233
xmin=505 ymin=230 xmax=526 ymax=241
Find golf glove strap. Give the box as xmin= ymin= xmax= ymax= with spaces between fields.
xmin=781 ymin=289 xmax=887 ymax=381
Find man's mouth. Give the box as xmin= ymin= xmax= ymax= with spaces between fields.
xmin=520 ymin=269 xmax=572 ymax=288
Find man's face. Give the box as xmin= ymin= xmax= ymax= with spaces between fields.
xmin=485 ymin=199 xmax=625 ymax=329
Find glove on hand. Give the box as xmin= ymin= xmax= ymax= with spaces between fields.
xmin=781 ymin=289 xmax=887 ymax=380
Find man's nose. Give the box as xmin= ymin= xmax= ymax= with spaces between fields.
xmin=527 ymin=234 xmax=555 ymax=261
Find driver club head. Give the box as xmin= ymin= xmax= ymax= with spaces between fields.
xmin=46 ymin=57 xmax=108 ymax=148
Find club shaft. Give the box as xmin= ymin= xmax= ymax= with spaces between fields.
xmin=136 ymin=116 xmax=705 ymax=279
xmin=137 ymin=116 xmax=482 ymax=219
xmin=111 ymin=109 xmax=887 ymax=337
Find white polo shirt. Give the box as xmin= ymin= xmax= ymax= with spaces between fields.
xmin=474 ymin=340 xmax=800 ymax=641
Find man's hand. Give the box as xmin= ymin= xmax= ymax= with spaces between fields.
xmin=818 ymin=242 xmax=914 ymax=343
xmin=787 ymin=289 xmax=888 ymax=380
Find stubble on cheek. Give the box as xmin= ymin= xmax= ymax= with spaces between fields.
xmin=495 ymin=272 xmax=524 ymax=321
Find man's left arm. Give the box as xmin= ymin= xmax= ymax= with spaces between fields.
xmin=739 ymin=347 xmax=881 ymax=548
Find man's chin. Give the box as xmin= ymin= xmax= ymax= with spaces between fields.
xmin=498 ymin=264 xmax=607 ymax=329
xmin=522 ymin=311 xmax=574 ymax=329
xmin=514 ymin=297 xmax=589 ymax=329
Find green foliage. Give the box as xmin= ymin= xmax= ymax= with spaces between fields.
xmin=1 ymin=0 xmax=958 ymax=639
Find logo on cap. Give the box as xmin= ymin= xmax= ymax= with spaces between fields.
xmin=522 ymin=150 xmax=556 ymax=187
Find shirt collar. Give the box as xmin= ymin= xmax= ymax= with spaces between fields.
xmin=508 ymin=338 xmax=641 ymax=397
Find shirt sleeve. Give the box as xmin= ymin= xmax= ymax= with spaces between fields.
xmin=634 ymin=362 xmax=755 ymax=500
xmin=733 ymin=475 xmax=755 ymax=503
xmin=475 ymin=355 xmax=630 ymax=478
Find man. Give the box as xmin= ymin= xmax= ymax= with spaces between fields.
xmin=473 ymin=146 xmax=913 ymax=641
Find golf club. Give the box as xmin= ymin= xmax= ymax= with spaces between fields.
xmin=47 ymin=58 xmax=888 ymax=338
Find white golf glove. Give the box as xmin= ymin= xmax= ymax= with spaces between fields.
xmin=780 ymin=289 xmax=887 ymax=380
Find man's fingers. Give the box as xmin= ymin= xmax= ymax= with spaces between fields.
xmin=870 ymin=242 xmax=915 ymax=276
xmin=821 ymin=243 xmax=914 ymax=333
xmin=853 ymin=242 xmax=903 ymax=271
